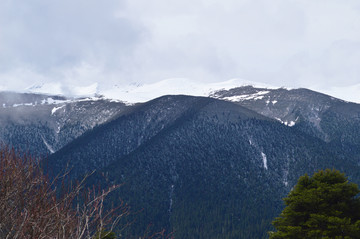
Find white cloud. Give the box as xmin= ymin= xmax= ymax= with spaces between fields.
xmin=320 ymin=83 xmax=360 ymax=103
xmin=1 ymin=0 xmax=360 ymax=102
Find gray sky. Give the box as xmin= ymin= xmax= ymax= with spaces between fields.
xmin=1 ymin=0 xmax=360 ymax=101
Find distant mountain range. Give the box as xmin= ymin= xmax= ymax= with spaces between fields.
xmin=21 ymin=79 xmax=282 ymax=104
xmin=19 ymin=79 xmax=360 ymax=104
xmin=1 ymin=86 xmax=360 ymax=238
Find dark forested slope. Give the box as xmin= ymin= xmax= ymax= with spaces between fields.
xmin=48 ymin=95 xmax=359 ymax=238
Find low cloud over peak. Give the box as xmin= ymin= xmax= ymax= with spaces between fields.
xmin=1 ymin=0 xmax=360 ymax=103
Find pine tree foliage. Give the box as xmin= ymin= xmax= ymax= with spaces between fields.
xmin=269 ymin=169 xmax=360 ymax=238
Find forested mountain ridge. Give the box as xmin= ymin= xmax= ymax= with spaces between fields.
xmin=2 ymin=87 xmax=360 ymax=238
xmin=211 ymin=86 xmax=360 ymax=182
xmin=3 ymin=86 xmax=360 ymax=157
xmin=48 ymin=95 xmax=360 ymax=238
xmin=0 ymin=92 xmax=128 ymax=155
xmin=211 ymin=86 xmax=360 ymax=144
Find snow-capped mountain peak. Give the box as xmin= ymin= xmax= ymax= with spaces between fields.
xmin=86 ymin=78 xmax=280 ymax=104
xmin=23 ymin=78 xmax=281 ymax=104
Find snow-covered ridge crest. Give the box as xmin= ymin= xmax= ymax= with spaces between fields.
xmin=0 ymin=93 xmax=123 ymax=109
xmin=4 ymin=78 xmax=360 ymax=104
xmin=23 ymin=78 xmax=281 ymax=104
xmin=103 ymin=78 xmax=280 ymax=103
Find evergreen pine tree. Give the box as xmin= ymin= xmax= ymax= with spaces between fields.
xmin=269 ymin=169 xmax=360 ymax=238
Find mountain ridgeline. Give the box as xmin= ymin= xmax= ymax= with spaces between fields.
xmin=2 ymin=87 xmax=360 ymax=238
xmin=0 ymin=92 xmax=128 ymax=156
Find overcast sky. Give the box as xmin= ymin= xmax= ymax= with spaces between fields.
xmin=1 ymin=0 xmax=360 ymax=101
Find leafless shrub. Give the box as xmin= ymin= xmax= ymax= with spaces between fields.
xmin=0 ymin=147 xmax=129 ymax=239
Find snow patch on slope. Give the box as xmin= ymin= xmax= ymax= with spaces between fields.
xmin=41 ymin=98 xmax=69 ymax=105
xmin=275 ymin=117 xmax=298 ymax=127
xmin=222 ymin=91 xmax=270 ymax=102
xmin=51 ymin=105 xmax=65 ymax=115
xmin=248 ymin=137 xmax=269 ymax=170
xmin=41 ymin=136 xmax=55 ymax=154
xmin=12 ymin=103 xmax=35 ymax=107
xmin=261 ymin=152 xmax=268 ymax=170
xmin=286 ymin=121 xmax=296 ymax=127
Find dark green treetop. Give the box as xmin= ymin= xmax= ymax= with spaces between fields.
xmin=269 ymin=169 xmax=360 ymax=239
